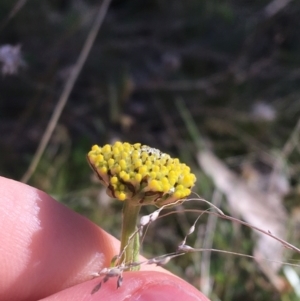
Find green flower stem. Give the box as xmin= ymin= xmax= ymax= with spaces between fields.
xmin=119 ymin=200 xmax=141 ymax=271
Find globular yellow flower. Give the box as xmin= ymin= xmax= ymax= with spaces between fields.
xmin=87 ymin=141 xmax=196 ymax=207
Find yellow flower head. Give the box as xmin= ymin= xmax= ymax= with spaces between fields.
xmin=87 ymin=142 xmax=196 ymax=206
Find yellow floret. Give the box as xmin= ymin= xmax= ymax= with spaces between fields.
xmin=160 ymin=166 xmax=168 ymax=175
xmin=110 ymin=176 xmax=118 ymax=184
xmin=121 ymin=151 xmax=129 ymax=160
xmin=120 ymin=172 xmax=130 ymax=182
xmin=108 ymin=158 xmax=114 ymax=167
xmin=102 ymin=144 xmax=111 ymax=153
xmin=115 ymin=191 xmax=126 ymax=201
xmin=100 ymin=166 xmax=108 ymax=174
xmin=132 ymin=150 xmax=139 ymax=160
xmin=113 ymin=148 xmax=120 ymax=156
xmin=139 ymin=166 xmax=148 ymax=176
xmin=145 ymin=160 xmax=152 ymax=167
xmin=133 ymin=159 xmax=142 ymax=169
xmin=168 ymin=176 xmax=176 ymax=186
xmin=173 ymin=190 xmax=183 ymax=199
xmin=162 ymin=182 xmax=171 ymax=192
xmin=149 ymin=179 xmax=161 ymax=191
xmin=114 ymin=141 xmax=122 ymax=148
xmin=119 ymin=159 xmax=127 ymax=170
xmin=91 ymin=145 xmax=100 ymax=151
xmin=152 ymin=165 xmax=160 ymax=172
xmin=141 ymin=152 xmax=148 ymax=162
xmin=176 ymin=184 xmax=184 ymax=191
xmin=135 ymin=173 xmax=142 ymax=182
xmin=149 ymin=171 xmax=156 ymax=179
xmin=96 ymin=154 xmax=104 ymax=163
xmin=184 ymin=188 xmax=191 ymax=196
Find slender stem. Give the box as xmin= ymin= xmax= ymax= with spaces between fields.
xmin=119 ymin=200 xmax=141 ymax=270
xmin=21 ymin=0 xmax=112 ymax=183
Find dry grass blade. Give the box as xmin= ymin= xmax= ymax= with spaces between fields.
xmin=198 ymin=150 xmax=288 ymax=290
xmin=199 ymin=189 xmax=222 ymax=296
xmin=264 ymin=0 xmax=294 ymax=18
xmin=21 ymin=0 xmax=112 ymax=183
xmin=0 ymin=0 xmax=28 ymax=31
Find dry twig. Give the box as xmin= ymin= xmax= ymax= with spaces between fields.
xmin=21 ymin=0 xmax=112 ymax=183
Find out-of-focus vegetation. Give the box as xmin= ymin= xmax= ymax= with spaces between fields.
xmin=1 ymin=1 xmax=300 ymax=300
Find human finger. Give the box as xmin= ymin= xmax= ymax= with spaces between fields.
xmin=0 ymin=176 xmax=117 ymax=300
xmin=41 ymin=270 xmax=210 ymax=301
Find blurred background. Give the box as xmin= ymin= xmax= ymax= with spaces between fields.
xmin=1 ymin=0 xmax=300 ymax=300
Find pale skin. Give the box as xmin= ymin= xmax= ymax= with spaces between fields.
xmin=0 ymin=176 xmax=210 ymax=301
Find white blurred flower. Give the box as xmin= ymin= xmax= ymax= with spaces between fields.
xmin=0 ymin=44 xmax=25 ymax=75
xmin=252 ymin=102 xmax=277 ymax=121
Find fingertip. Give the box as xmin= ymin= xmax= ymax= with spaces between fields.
xmin=42 ymin=271 xmax=209 ymax=301
xmin=122 ymin=271 xmax=209 ymax=301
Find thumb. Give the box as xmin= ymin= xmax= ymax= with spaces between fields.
xmin=41 ymin=271 xmax=210 ymax=301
